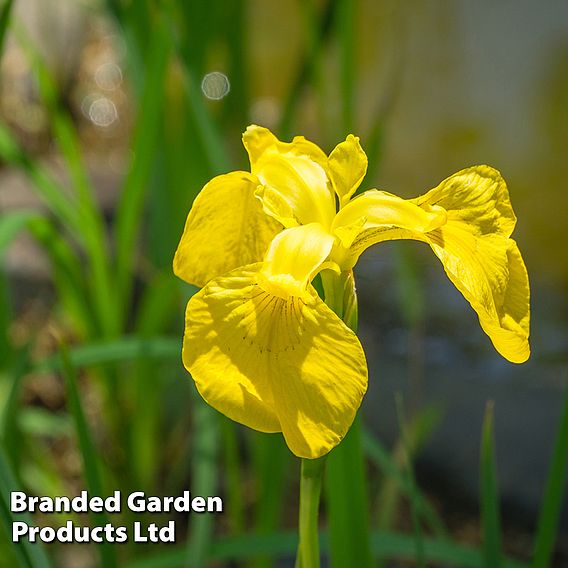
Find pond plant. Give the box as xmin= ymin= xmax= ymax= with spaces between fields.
xmin=174 ymin=125 xmax=531 ymax=567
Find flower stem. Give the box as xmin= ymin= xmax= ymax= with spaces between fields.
xmin=296 ymin=456 xmax=326 ymax=568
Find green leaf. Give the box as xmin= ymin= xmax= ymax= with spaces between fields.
xmin=395 ymin=393 xmax=425 ymax=568
xmin=0 ymin=344 xmax=32 ymax=466
xmin=114 ymin=16 xmax=171 ymax=318
xmin=480 ymin=401 xmax=503 ymax=568
xmin=182 ymin=68 xmax=231 ymax=174
xmin=125 ymin=529 xmax=529 ymax=568
xmin=185 ymin=401 xmax=219 ymax=568
xmin=0 ymin=211 xmax=42 ymax=258
xmin=0 ymin=124 xmax=79 ymax=234
xmin=251 ymin=433 xmax=291 ymax=568
xmin=59 ymin=345 xmax=117 ymax=568
xmin=363 ymin=412 xmax=447 ymax=538
xmin=34 ymin=336 xmax=180 ymax=373
xmin=19 ymin=31 xmax=117 ymax=336
xmin=532 ymin=381 xmax=568 ymax=568
xmin=0 ymin=445 xmax=52 ymax=568
xmin=0 ymin=211 xmax=40 ymax=369
xmin=220 ymin=419 xmax=245 ymax=536
xmin=0 ymin=0 xmax=14 ymax=58
xmin=25 ymin=216 xmax=96 ymax=337
xmin=18 ymin=408 xmax=71 ymax=439
xmin=0 ymin=270 xmax=10 ymax=368
xmin=325 ymin=417 xmax=373 ymax=568
xmin=164 ymin=3 xmax=230 ymax=176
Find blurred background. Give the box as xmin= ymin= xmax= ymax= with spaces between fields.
xmin=0 ymin=0 xmax=567 ymax=567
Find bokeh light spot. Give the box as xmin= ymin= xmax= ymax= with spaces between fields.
xmin=201 ymin=71 xmax=230 ymax=100
xmin=87 ymin=96 xmax=118 ymax=127
xmin=94 ymin=62 xmax=123 ymax=91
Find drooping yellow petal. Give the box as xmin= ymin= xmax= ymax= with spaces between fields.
xmin=183 ymin=266 xmax=280 ymax=433
xmin=328 ymin=134 xmax=368 ymax=205
xmin=173 ymin=171 xmax=281 ymax=287
xmin=415 ymin=166 xmax=529 ymax=362
xmin=332 ymin=166 xmax=530 ymax=363
xmin=427 ymin=226 xmax=530 ymax=363
xmin=243 ymin=125 xmax=336 ymax=228
xmin=183 ymin=264 xmax=368 ymax=458
xmin=260 ymin=223 xmax=335 ymax=299
xmin=269 ymin=289 xmax=367 ymax=459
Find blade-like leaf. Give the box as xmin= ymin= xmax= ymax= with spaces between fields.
xmin=395 ymin=393 xmax=425 ymax=568
xmin=532 ymin=381 xmax=568 ymax=568
xmin=251 ymin=433 xmax=291 ymax=568
xmin=0 ymin=0 xmax=14 ymax=57
xmin=114 ymin=16 xmax=171 ymax=316
xmin=185 ymin=401 xmax=219 ymax=568
xmin=0 ymin=123 xmax=79 ymax=229
xmin=0 ymin=211 xmax=42 ymax=257
xmin=363 ymin=414 xmax=447 ymax=538
xmin=1 ymin=344 xmax=32 ymax=462
xmin=0 ymin=446 xmax=52 ymax=568
xmin=325 ymin=417 xmax=373 ymax=568
xmin=125 ymin=529 xmax=529 ymax=568
xmin=59 ymin=345 xmax=116 ymax=568
xmin=35 ymin=336 xmax=180 ymax=373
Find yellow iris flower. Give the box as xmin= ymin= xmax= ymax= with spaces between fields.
xmin=174 ymin=125 xmax=530 ymax=459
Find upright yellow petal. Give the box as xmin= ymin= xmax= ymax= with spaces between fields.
xmin=260 ymin=223 xmax=335 ymax=299
xmin=243 ymin=124 xmax=328 ymax=169
xmin=173 ymin=171 xmax=281 ymax=287
xmin=328 ymin=134 xmax=368 ymax=205
xmin=243 ymin=125 xmax=336 ymax=228
xmin=183 ymin=264 xmax=368 ymax=458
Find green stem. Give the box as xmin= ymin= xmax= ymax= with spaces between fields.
xmin=296 ymin=457 xmax=326 ymax=568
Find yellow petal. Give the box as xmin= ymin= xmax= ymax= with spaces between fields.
xmin=416 ymin=166 xmax=529 ymax=362
xmin=260 ymin=223 xmax=335 ymax=299
xmin=331 ymin=189 xmax=447 ymax=262
xmin=413 ymin=165 xmax=516 ymax=237
xmin=328 ymin=134 xmax=368 ymax=205
xmin=243 ymin=125 xmax=336 ymax=228
xmin=183 ymin=264 xmax=368 ymax=458
xmin=428 ymin=227 xmax=530 ymax=363
xmin=270 ymin=290 xmax=367 ymax=459
xmin=243 ymin=124 xmax=328 ymax=168
xmin=183 ymin=266 xmax=280 ymax=433
xmin=173 ymin=171 xmax=281 ymax=287
xmin=333 ymin=166 xmax=530 ymax=363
